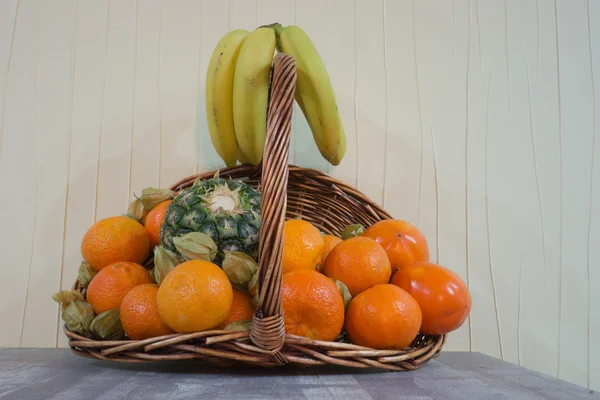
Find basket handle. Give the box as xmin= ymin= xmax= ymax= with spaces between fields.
xmin=249 ymin=53 xmax=296 ymax=360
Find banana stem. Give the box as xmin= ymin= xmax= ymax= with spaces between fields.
xmin=258 ymin=22 xmax=282 ymax=31
xmin=259 ymin=23 xmax=284 ymax=52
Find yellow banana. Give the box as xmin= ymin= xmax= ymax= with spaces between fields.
xmin=206 ymin=29 xmax=249 ymax=167
xmin=275 ymin=24 xmax=346 ymax=165
xmin=232 ymin=27 xmax=276 ymax=165
xmin=237 ymin=148 xmax=252 ymax=165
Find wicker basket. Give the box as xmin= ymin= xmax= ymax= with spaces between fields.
xmin=64 ymin=53 xmax=446 ymax=370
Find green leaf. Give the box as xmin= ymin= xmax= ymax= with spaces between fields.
xmin=153 ymin=246 xmax=181 ymax=284
xmin=173 ymin=232 xmax=218 ymax=262
xmin=90 ymin=309 xmax=124 ymax=340
xmin=62 ymin=301 xmax=95 ymax=335
xmin=139 ymin=187 xmax=176 ymax=211
xmin=224 ymin=320 xmax=252 ymax=332
xmin=332 ymin=279 xmax=352 ymax=310
xmin=222 ymin=252 xmax=258 ymax=286
xmin=77 ymin=262 xmax=97 ymax=288
xmin=126 ymin=198 xmax=145 ymax=223
xmin=341 ymin=224 xmax=365 ymax=240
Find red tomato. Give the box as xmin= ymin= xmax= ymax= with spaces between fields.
xmin=391 ymin=262 xmax=471 ymax=335
xmin=362 ymin=220 xmax=429 ymax=271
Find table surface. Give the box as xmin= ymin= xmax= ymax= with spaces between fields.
xmin=0 ymin=349 xmax=598 ymax=400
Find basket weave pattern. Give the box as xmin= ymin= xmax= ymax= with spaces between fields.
xmin=65 ymin=53 xmax=446 ymax=370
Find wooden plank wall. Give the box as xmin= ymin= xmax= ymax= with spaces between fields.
xmin=0 ymin=0 xmax=598 ymax=390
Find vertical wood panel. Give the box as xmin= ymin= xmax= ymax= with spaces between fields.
xmin=229 ymin=0 xmax=257 ymax=32
xmin=505 ymin=0 xmax=562 ymax=378
xmin=158 ymin=0 xmax=202 ymax=187
xmin=410 ymin=0 xmax=471 ymax=351
xmin=466 ymin=0 xmax=503 ymax=361
xmin=0 ymin=0 xmax=19 ymax=153
xmin=20 ymin=0 xmax=77 ymax=348
xmin=95 ymin=0 xmax=137 ymax=219
xmin=197 ymin=0 xmax=230 ymax=172
xmin=256 ymin=0 xmax=296 ymax=164
xmin=294 ymin=0 xmax=328 ymax=172
xmin=556 ymin=0 xmax=594 ymax=388
xmin=326 ymin=0 xmax=357 ymax=185
xmin=0 ymin=0 xmax=36 ymax=347
xmin=382 ymin=0 xmax=423 ymax=226
xmin=486 ymin=0 xmax=559 ymax=370
xmin=57 ymin=0 xmax=110 ymax=348
xmin=589 ymin=1 xmax=600 ymax=391
xmin=130 ymin=0 xmax=162 ymax=197
xmin=354 ymin=0 xmax=386 ymax=205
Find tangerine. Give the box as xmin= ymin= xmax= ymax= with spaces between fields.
xmin=86 ymin=262 xmax=152 ymax=314
xmin=321 ymin=234 xmax=342 ymax=266
xmin=362 ymin=219 xmax=429 ymax=271
xmin=120 ymin=283 xmax=174 ymax=340
xmin=282 ymin=219 xmax=324 ymax=274
xmin=391 ymin=262 xmax=471 ymax=335
xmin=345 ymin=284 xmax=422 ymax=349
xmin=156 ymin=260 xmax=233 ymax=333
xmin=81 ymin=216 xmax=150 ymax=271
xmin=216 ymin=288 xmax=255 ymax=329
xmin=323 ymin=236 xmax=391 ymax=296
xmin=281 ymin=270 xmax=345 ymax=341
xmin=144 ymin=200 xmax=172 ymax=249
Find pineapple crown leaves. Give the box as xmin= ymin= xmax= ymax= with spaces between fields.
xmin=199 ymin=182 xmax=246 ymax=216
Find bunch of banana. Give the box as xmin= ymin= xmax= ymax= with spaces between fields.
xmin=205 ymin=29 xmax=249 ymax=167
xmin=205 ymin=27 xmax=275 ymax=166
xmin=232 ymin=27 xmax=276 ymax=165
xmin=273 ymin=24 xmax=346 ymax=166
xmin=205 ymin=24 xmax=346 ymax=167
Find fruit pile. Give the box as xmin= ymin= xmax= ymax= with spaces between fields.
xmin=53 ymin=24 xmax=471 ymax=353
xmin=54 ymin=175 xmax=470 ymax=348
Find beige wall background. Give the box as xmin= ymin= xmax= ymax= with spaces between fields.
xmin=0 ymin=0 xmax=599 ymax=390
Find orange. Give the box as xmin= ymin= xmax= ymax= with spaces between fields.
xmin=120 ymin=284 xmax=174 ymax=340
xmin=281 ymin=270 xmax=345 ymax=341
xmin=216 ymin=289 xmax=255 ymax=329
xmin=323 ymin=236 xmax=391 ymax=296
xmin=391 ymin=262 xmax=471 ymax=335
xmin=282 ymin=219 xmax=325 ymax=274
xmin=321 ymin=234 xmax=342 ymax=266
xmin=86 ymin=262 xmax=152 ymax=314
xmin=81 ymin=216 xmax=150 ymax=272
xmin=345 ymin=284 xmax=422 ymax=349
xmin=363 ymin=219 xmax=429 ymax=271
xmin=156 ymin=260 xmax=233 ymax=333
xmin=144 ymin=200 xmax=172 ymax=249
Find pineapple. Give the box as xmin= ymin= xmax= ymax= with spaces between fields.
xmin=160 ymin=178 xmax=261 ymax=265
